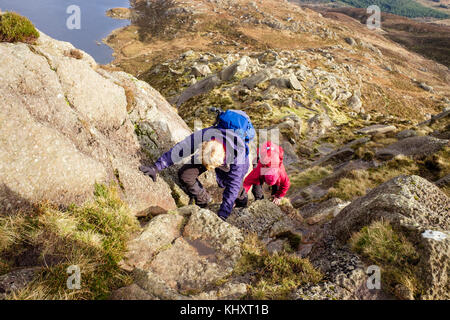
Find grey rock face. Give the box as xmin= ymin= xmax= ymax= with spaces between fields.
xmin=396 ymin=130 xmax=418 ymax=140
xmin=333 ymin=175 xmax=450 ymax=300
xmin=357 ymin=124 xmax=397 ymax=135
xmin=191 ymin=64 xmax=212 ymax=77
xmin=219 ymin=56 xmax=259 ymax=81
xmin=0 ymin=32 xmax=182 ymax=214
xmin=334 ymin=175 xmax=449 ymax=239
xmin=227 ymin=200 xmax=303 ymax=241
xmin=347 ymin=95 xmax=363 ymax=113
xmin=241 ymin=69 xmax=272 ymax=89
xmin=419 ymin=82 xmax=434 ymax=92
xmin=302 ymin=198 xmax=351 ymax=225
xmin=118 ymin=206 xmax=244 ymax=299
xmin=270 ymin=74 xmax=303 ymax=90
xmin=176 ymin=75 xmax=222 ymax=106
xmin=312 ymin=148 xmax=355 ymax=167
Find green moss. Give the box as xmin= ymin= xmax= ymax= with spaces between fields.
xmin=0 ymin=12 xmax=39 ymax=43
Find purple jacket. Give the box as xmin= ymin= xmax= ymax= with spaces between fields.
xmin=154 ymin=127 xmax=249 ymax=219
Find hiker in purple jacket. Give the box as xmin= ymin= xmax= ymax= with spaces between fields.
xmin=140 ymin=126 xmax=250 ymax=220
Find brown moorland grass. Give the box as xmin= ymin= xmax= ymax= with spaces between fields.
xmin=1 ymin=184 xmax=139 ymax=300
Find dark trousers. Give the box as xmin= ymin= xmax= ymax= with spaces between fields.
xmin=252 ymin=183 xmax=279 ymax=200
xmin=178 ymin=164 xmax=248 ymax=208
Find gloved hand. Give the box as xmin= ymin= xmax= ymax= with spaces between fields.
xmin=272 ymin=197 xmax=282 ymax=205
xmin=139 ymin=165 xmax=158 ymax=182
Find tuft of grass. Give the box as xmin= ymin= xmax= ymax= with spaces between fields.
xmin=1 ymin=184 xmax=139 ymax=300
xmin=350 ymin=220 xmax=421 ymax=299
xmin=328 ymin=156 xmax=419 ymax=200
xmin=235 ymin=234 xmax=322 ymax=300
xmin=289 ymin=166 xmax=332 ymax=189
xmin=64 ymin=49 xmax=83 ymax=60
xmin=123 ymin=86 xmax=136 ymax=112
xmin=0 ymin=12 xmax=39 ymax=44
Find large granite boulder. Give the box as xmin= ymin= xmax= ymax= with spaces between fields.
xmin=117 ymin=206 xmax=245 ymax=299
xmin=333 ymin=175 xmax=449 ymax=300
xmin=0 ymin=31 xmax=185 ymax=215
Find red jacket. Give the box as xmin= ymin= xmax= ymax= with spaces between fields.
xmin=243 ymin=142 xmax=291 ymax=198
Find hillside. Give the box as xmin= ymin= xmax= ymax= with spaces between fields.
xmin=293 ymin=0 xmax=450 ymax=18
xmin=106 ymin=0 xmax=449 ymax=124
xmin=304 ymin=5 xmax=450 ymax=67
xmin=0 ymin=3 xmax=449 ymax=301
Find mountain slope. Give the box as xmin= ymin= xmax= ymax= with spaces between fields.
xmin=1 ymin=3 xmax=449 ymax=301
xmin=293 ymin=0 xmax=450 ymax=18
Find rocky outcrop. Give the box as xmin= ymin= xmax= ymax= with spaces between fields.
xmin=301 ymin=198 xmax=351 ymax=225
xmin=228 ymin=200 xmax=304 ymax=242
xmin=0 ymin=31 xmax=190 ymax=215
xmin=297 ymin=232 xmax=390 ymax=300
xmin=333 ymin=175 xmax=450 ymax=299
xmin=115 ymin=206 xmax=245 ymax=300
xmin=106 ymin=8 xmax=131 ymax=20
xmin=376 ymin=136 xmax=448 ymax=160
xmin=176 ymin=75 xmax=222 ymax=107
xmin=357 ymin=125 xmax=397 ymax=135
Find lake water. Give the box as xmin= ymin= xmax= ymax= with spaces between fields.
xmin=0 ymin=0 xmax=130 ymax=64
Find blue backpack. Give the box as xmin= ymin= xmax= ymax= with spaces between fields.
xmin=215 ymin=109 xmax=255 ymax=156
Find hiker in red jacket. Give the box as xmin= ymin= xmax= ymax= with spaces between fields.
xmin=243 ymin=141 xmax=291 ymax=205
